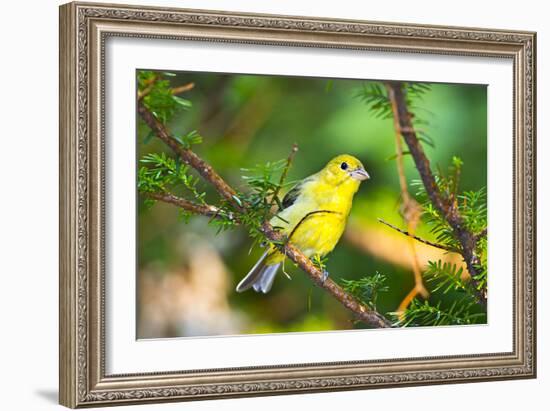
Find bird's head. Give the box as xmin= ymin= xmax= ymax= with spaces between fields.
xmin=320 ymin=154 xmax=370 ymax=187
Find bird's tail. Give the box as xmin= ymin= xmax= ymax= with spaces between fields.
xmin=236 ymin=251 xmax=281 ymax=294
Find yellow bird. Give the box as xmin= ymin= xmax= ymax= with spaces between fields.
xmin=236 ymin=154 xmax=370 ymax=293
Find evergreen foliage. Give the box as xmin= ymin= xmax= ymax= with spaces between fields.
xmin=340 ymin=273 xmax=389 ymax=311
xmin=359 ymin=82 xmax=488 ymax=327
xmin=390 ymin=298 xmax=485 ymax=327
xmin=137 ymin=70 xmax=488 ymax=329
xmin=137 ymin=71 xmax=296 ymax=246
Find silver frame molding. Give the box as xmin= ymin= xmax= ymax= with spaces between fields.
xmin=59 ymin=2 xmax=536 ymax=408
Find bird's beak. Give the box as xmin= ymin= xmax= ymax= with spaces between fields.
xmin=349 ymin=167 xmax=370 ymax=181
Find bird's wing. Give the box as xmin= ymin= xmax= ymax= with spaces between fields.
xmin=281 ymin=176 xmax=314 ymax=209
xmin=281 ymin=184 xmax=301 ymax=209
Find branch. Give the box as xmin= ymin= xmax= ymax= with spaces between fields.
xmin=378 ymin=218 xmax=452 ymax=252
xmin=143 ymin=191 xmax=233 ymax=221
xmin=476 ymin=227 xmax=488 ymax=240
xmin=385 ymin=83 xmax=448 ymax=214
xmin=171 ymin=82 xmax=195 ymax=95
xmin=259 ymin=222 xmax=392 ymax=328
xmin=138 ymin=78 xmax=194 ymax=101
xmin=385 ymin=82 xmax=487 ymax=304
xmin=138 ymin=102 xmax=244 ymax=212
xmin=138 ymin=104 xmax=391 ymax=328
xmin=386 ymin=83 xmax=429 ymax=308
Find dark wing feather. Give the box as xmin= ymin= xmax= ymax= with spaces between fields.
xmin=281 ymin=184 xmax=301 ymax=209
xmin=281 ymin=176 xmax=313 ymax=209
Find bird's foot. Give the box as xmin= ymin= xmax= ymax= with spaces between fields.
xmin=321 ymin=269 xmax=330 ymax=283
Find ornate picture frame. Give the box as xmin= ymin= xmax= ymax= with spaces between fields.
xmin=59 ymin=2 xmax=536 ymax=408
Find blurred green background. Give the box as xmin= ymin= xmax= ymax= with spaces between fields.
xmin=136 ymin=71 xmax=487 ymax=338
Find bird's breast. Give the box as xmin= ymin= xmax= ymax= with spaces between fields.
xmin=270 ymin=177 xmax=359 ymax=257
xmin=289 ymin=211 xmax=346 ymax=257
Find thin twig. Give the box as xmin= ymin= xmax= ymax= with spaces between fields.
xmin=171 ymin=82 xmax=195 ymax=95
xmin=137 ymin=75 xmax=158 ymax=101
xmin=396 ymin=287 xmax=420 ymax=319
xmin=143 ymin=192 xmax=234 ymax=221
xmin=270 ymin=143 xmax=298 ymax=209
xmin=378 ymin=219 xmax=452 ymax=252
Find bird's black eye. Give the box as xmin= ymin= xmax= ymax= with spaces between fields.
xmin=340 ymin=162 xmax=348 ymax=170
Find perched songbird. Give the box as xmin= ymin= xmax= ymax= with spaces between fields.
xmin=236 ymin=154 xmax=370 ymax=294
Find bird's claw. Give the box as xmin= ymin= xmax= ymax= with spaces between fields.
xmin=322 ymin=269 xmax=330 ymax=283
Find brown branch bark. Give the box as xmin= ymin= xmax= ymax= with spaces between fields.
xmin=138 ymin=102 xmax=244 ymax=212
xmin=378 ymin=218 xmax=453 ymax=252
xmin=386 ymin=83 xmax=429 ymax=310
xmin=476 ymin=227 xmax=488 ymax=239
xmin=143 ymin=191 xmax=232 ymax=220
xmin=171 ymin=82 xmax=195 ymax=95
xmin=385 ymin=82 xmax=487 ymax=305
xmin=259 ymin=223 xmax=391 ymax=328
xmin=138 ymin=103 xmax=391 ymax=329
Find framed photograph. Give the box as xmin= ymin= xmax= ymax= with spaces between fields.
xmin=59 ymin=2 xmax=536 ymax=408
